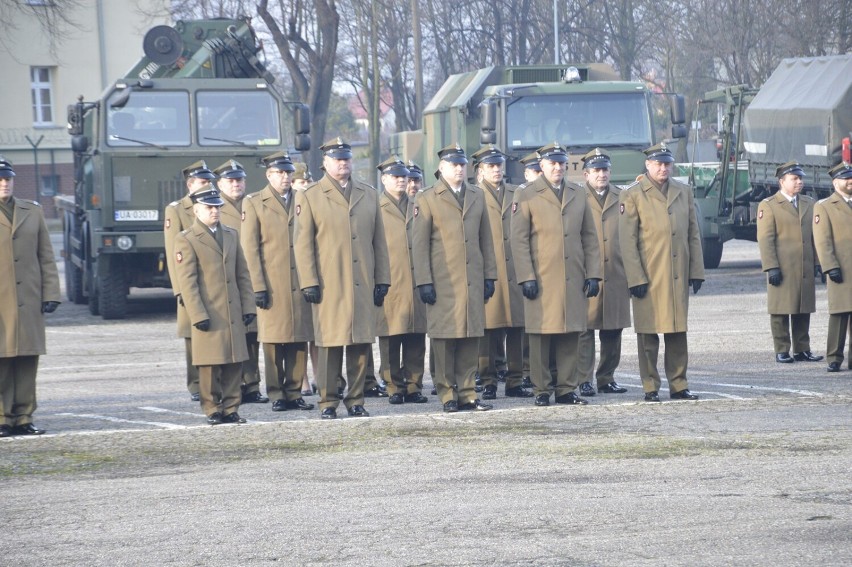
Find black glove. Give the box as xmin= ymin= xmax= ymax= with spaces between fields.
xmin=815 ymin=265 xmax=823 ymax=281
xmin=767 ymin=268 xmax=782 ymax=287
xmin=583 ymin=279 xmax=600 ymax=298
xmin=418 ymin=284 xmax=436 ymax=305
xmin=255 ymin=291 xmax=270 ymax=309
xmin=690 ymin=279 xmax=703 ymax=294
xmin=629 ymin=283 xmax=648 ymax=298
xmin=176 ymin=294 xmax=184 ymax=306
xmin=484 ymin=279 xmax=495 ymax=301
xmin=194 ymin=319 xmax=210 ymax=332
xmin=373 ymin=284 xmax=389 ymax=306
xmin=826 ymin=268 xmax=843 ymax=283
xmin=302 ymin=286 xmax=322 ymax=304
xmin=41 ymin=301 xmax=60 ymax=314
xmin=521 ymin=280 xmax=538 ymax=300
xmin=242 ymin=313 xmax=256 ymax=327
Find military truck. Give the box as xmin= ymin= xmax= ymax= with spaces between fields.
xmin=57 ymin=18 xmax=310 ymax=319
xmin=681 ymin=55 xmax=852 ymax=268
xmin=390 ymin=64 xmax=687 ymax=186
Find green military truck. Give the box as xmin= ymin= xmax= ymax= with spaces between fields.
xmin=390 ymin=64 xmax=687 ymax=186
xmin=681 ymin=55 xmax=852 ymax=268
xmin=57 ymin=18 xmax=310 ymax=319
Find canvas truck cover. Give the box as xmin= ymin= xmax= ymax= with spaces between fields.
xmin=743 ymin=55 xmax=852 ymax=167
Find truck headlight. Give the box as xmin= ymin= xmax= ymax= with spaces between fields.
xmin=116 ymin=235 xmax=134 ymax=251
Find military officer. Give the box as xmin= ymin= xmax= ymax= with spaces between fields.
xmin=291 ymin=161 xmax=318 ymax=394
xmin=375 ymin=156 xmax=428 ymax=405
xmin=619 ymin=143 xmax=704 ymax=401
xmin=407 ymin=161 xmax=424 ymax=198
xmin=413 ymin=144 xmax=498 ymax=413
xmin=511 ymin=143 xmax=601 ymax=407
xmin=213 ymin=159 xmax=266 ymax=404
xmin=575 ymin=149 xmax=630 ymax=397
xmin=471 ymin=145 xmax=533 ymax=401
xmin=241 ymin=151 xmax=315 ymax=412
xmin=173 ymin=188 xmax=256 ymax=425
xmin=520 ymin=151 xmax=543 ymax=187
xmin=812 ymin=162 xmax=852 ymax=372
xmin=757 ymin=161 xmax=822 ymax=364
xmin=0 ymin=157 xmax=60 ymax=437
xmin=164 ymin=160 xmax=217 ymax=401
xmin=292 ymin=162 xmax=313 ymax=191
xmin=293 ymin=138 xmax=391 ymax=419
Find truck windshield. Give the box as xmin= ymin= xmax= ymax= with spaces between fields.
xmin=197 ymin=90 xmax=281 ymax=147
xmin=507 ymin=92 xmax=652 ymax=149
xmin=106 ymin=91 xmax=191 ymax=147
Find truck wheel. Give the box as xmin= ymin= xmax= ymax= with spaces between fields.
xmin=87 ymin=273 xmax=100 ymax=316
xmin=703 ymin=238 xmax=723 ymax=269
xmin=99 ymin=264 xmax=128 ymax=320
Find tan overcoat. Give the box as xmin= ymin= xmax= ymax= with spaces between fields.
xmin=618 ymin=177 xmax=704 ymax=333
xmin=377 ymin=191 xmax=427 ymax=337
xmin=480 ymin=181 xmax=524 ymax=329
xmin=412 ymin=179 xmax=497 ymax=339
xmin=164 ymin=195 xmax=195 ymax=337
xmin=756 ymin=193 xmax=816 ymax=315
xmin=510 ymin=176 xmax=601 ymax=334
xmin=0 ymin=199 xmax=60 ymax=357
xmin=585 ymin=183 xmax=631 ymax=330
xmin=173 ymin=221 xmax=255 ymax=366
xmin=813 ymin=192 xmax=852 ymax=314
xmin=241 ymin=186 xmax=313 ymax=343
xmin=218 ymin=194 xmax=256 ymax=333
xmin=293 ymin=176 xmax=390 ymax=347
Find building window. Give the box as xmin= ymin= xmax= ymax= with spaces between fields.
xmin=40 ymin=174 xmax=60 ymax=197
xmin=31 ymin=67 xmax=54 ymax=126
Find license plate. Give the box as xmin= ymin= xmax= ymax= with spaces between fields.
xmin=114 ymin=209 xmax=158 ymax=221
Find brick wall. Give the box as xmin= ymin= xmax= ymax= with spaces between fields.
xmin=8 ymin=162 xmax=75 ymax=219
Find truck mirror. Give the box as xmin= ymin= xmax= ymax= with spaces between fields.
xmin=671 ymin=94 xmax=686 ymax=125
xmin=71 ymin=135 xmax=89 ymax=153
xmin=481 ymin=131 xmax=496 ymax=145
xmin=67 ymin=104 xmax=84 ymax=136
xmin=480 ymin=100 xmax=497 ymax=131
xmin=671 ymin=124 xmax=688 ymax=139
xmin=295 ymin=104 xmax=311 ymax=135
xmin=294 ymin=133 xmax=311 ymax=153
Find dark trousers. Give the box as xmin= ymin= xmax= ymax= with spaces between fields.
xmin=478 ymin=327 xmax=524 ymax=389
xmin=263 ymin=341 xmax=308 ymax=402
xmin=199 ymin=362 xmax=242 ymax=417
xmin=770 ymin=313 xmax=811 ymax=354
xmin=636 ymin=332 xmax=689 ymax=394
xmin=184 ymin=338 xmax=199 ymax=395
xmin=528 ymin=332 xmax=580 ymax=397
xmin=316 ymin=344 xmax=370 ymax=410
xmin=826 ymin=312 xmax=851 ymax=367
xmin=575 ymin=328 xmax=623 ymax=387
xmin=242 ymin=332 xmax=261 ymax=393
xmin=0 ymin=355 xmax=39 ymax=426
xmin=379 ymin=333 xmax=426 ymax=395
xmin=431 ymin=337 xmax=479 ymax=405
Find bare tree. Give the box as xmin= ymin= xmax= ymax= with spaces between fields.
xmin=1 ymin=0 xmax=85 ymax=57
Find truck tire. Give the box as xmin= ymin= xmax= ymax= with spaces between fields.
xmin=63 ymin=213 xmax=87 ymax=304
xmin=87 ymin=273 xmax=100 ymax=316
xmin=99 ymin=264 xmax=128 ymax=320
xmin=703 ymin=238 xmax=723 ymax=269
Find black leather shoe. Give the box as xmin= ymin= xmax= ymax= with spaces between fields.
xmin=0 ymin=424 xmax=11 ymax=437
xmin=670 ymin=389 xmax=699 ymax=400
xmin=221 ymin=412 xmax=246 ymax=424
xmin=347 ymin=405 xmax=370 ymax=417
xmin=458 ymin=399 xmax=492 ymax=411
xmin=598 ymin=382 xmax=628 ymax=394
xmin=793 ymin=351 xmax=824 ymax=362
xmin=482 ymin=384 xmax=497 ymax=400
xmin=242 ymin=391 xmax=269 ymax=403
xmin=190 ymin=392 xmax=200 ymax=402
xmin=11 ymin=423 xmax=46 ymax=435
xmin=522 ymin=376 xmax=533 ymax=389
xmin=579 ymin=381 xmax=596 ymax=396
xmin=403 ymin=392 xmax=428 ymax=403
xmin=271 ymin=400 xmax=288 ymax=411
xmin=389 ymin=392 xmax=405 ymax=405
xmin=555 ymin=392 xmax=588 ymax=405
xmin=207 ymin=412 xmax=223 ymax=425
xmin=644 ymin=391 xmax=661 ymax=402
xmin=505 ymin=386 xmax=534 ymax=398
xmin=364 ymin=386 xmax=388 ymax=398
xmin=443 ymin=400 xmax=458 ymax=413
xmin=776 ymin=352 xmax=795 ymax=363
xmin=285 ymin=398 xmax=315 ymax=410
xmin=431 ymin=388 xmax=437 ymax=395
xmin=534 ymin=393 xmax=550 ymax=406
xmin=321 ymin=408 xmax=337 ymax=419
xmin=827 ymin=362 xmax=841 ymax=372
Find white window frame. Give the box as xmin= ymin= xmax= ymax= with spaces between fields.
xmin=31 ymin=66 xmax=55 ymax=127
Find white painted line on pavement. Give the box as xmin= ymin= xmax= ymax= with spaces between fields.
xmin=138 ymin=406 xmax=203 ymax=417
xmin=39 ymin=361 xmax=180 ymax=372
xmin=55 ymin=412 xmax=186 ymax=429
xmin=705 ymin=382 xmax=823 ymax=397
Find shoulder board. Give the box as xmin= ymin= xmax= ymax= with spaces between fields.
xmin=168 ymin=200 xmax=181 ymax=208
xmin=620 ymin=181 xmax=639 ymax=190
xmin=28 ymin=200 xmax=42 ymax=206
xmin=817 ymin=196 xmax=831 ymax=204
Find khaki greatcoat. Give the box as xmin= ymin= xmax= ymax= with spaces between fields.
xmin=618 ymin=177 xmax=704 ymax=334
xmin=481 ymin=181 xmax=524 ymax=329
xmin=756 ymin=192 xmax=816 ymax=314
xmin=813 ymin=193 xmax=852 ymax=314
xmin=293 ymin=176 xmax=390 ymax=347
xmin=218 ymin=194 xmax=257 ymax=334
xmin=174 ymin=221 xmax=255 ymax=366
xmin=585 ymin=183 xmax=631 ymax=330
xmin=164 ymin=195 xmax=196 ymax=338
xmin=510 ymin=176 xmax=601 ymax=334
xmin=241 ymin=187 xmax=313 ymax=343
xmin=377 ymin=191 xmax=427 ymax=337
xmin=412 ymin=179 xmax=498 ymax=339
xmin=0 ymin=199 xmax=60 ymax=357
